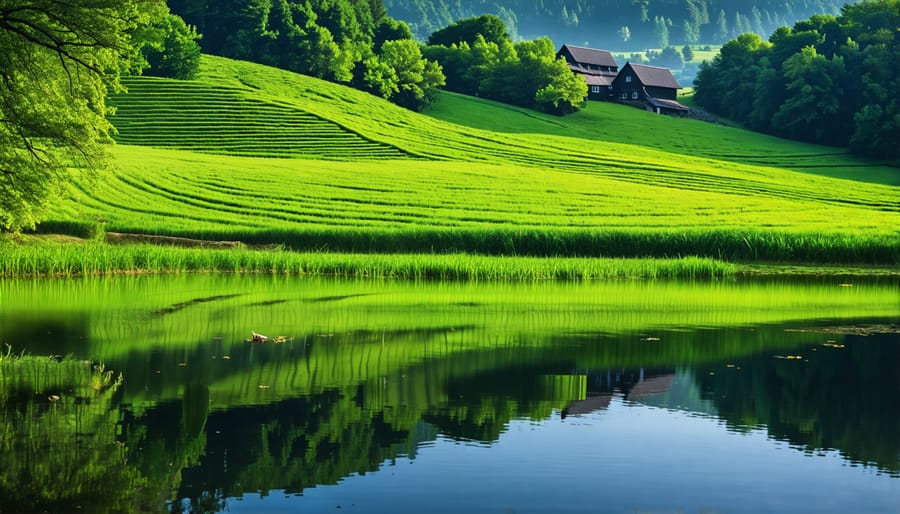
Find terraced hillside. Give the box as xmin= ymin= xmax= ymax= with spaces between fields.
xmin=109 ymin=77 xmax=412 ymax=159
xmin=49 ymin=55 xmax=899 ymax=263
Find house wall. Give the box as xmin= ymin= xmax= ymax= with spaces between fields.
xmin=611 ymin=82 xmax=677 ymax=103
xmin=611 ymin=81 xmax=644 ymax=102
xmin=645 ymin=86 xmax=677 ymax=101
xmin=586 ymin=83 xmax=614 ymax=101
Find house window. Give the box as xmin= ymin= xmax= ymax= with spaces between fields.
xmin=620 ymin=92 xmax=628 ymax=100
xmin=625 ymin=75 xmax=632 ymax=83
xmin=591 ymin=86 xmax=601 ymax=94
xmin=632 ymin=91 xmax=639 ymax=100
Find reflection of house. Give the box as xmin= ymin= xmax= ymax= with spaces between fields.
xmin=562 ymin=394 xmax=612 ymax=418
xmin=625 ymin=374 xmax=675 ymax=400
xmin=561 ymin=368 xmax=675 ymax=418
xmin=611 ymin=62 xmax=689 ymax=116
xmin=556 ymin=44 xmax=618 ymax=101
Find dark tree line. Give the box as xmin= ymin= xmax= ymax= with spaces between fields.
xmin=384 ymin=0 xmax=859 ymax=49
xmin=694 ymin=0 xmax=899 ymax=160
xmin=168 ymin=0 xmax=445 ymax=110
xmin=423 ymin=15 xmax=587 ymax=114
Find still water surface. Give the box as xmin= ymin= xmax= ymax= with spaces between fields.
xmin=1 ymin=275 xmax=898 ymax=513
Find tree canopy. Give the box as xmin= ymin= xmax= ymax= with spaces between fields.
xmin=0 ymin=0 xmax=165 ymax=231
xmin=694 ymin=0 xmax=899 ymax=160
xmin=424 ymin=17 xmax=586 ymax=115
xmin=168 ymin=0 xmax=445 ymax=111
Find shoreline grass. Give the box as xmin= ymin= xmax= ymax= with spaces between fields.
xmin=2 ymin=239 xmax=898 ymax=280
xmin=0 ymin=242 xmax=737 ymax=280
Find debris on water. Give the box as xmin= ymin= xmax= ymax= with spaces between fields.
xmin=257 ymin=385 xmax=270 ymax=389
xmin=48 ymin=395 xmax=60 ymax=402
xmin=641 ymin=336 xmax=661 ymax=341
xmin=273 ymin=336 xmax=290 ymax=344
xmin=247 ymin=331 xmax=268 ymax=343
xmin=785 ymin=324 xmax=898 ymax=336
xmin=823 ymin=342 xmax=846 ymax=348
xmin=775 ymin=355 xmax=804 ymax=360
xmin=838 ymin=283 xmax=853 ymax=287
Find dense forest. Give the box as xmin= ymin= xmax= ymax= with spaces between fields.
xmin=167 ymin=1 xmax=589 ymax=115
xmin=384 ymin=0 xmax=861 ymax=49
xmin=168 ymin=0 xmax=445 ymax=110
xmin=694 ymin=0 xmax=899 ymax=160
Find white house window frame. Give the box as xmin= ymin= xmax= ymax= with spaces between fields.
xmin=591 ymin=85 xmax=601 ymax=94
xmin=632 ymin=91 xmax=639 ymax=100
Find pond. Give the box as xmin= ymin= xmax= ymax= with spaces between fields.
xmin=1 ymin=275 xmax=898 ymax=513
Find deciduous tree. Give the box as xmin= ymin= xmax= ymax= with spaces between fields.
xmin=0 ymin=0 xmax=163 ymax=231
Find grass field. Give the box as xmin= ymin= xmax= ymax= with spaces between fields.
xmin=11 ymin=54 xmax=899 ymax=273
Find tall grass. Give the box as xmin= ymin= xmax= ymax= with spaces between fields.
xmin=95 ymin=226 xmax=896 ymax=265
xmin=0 ymin=243 xmax=735 ymax=280
xmin=0 ymin=348 xmax=119 ymax=401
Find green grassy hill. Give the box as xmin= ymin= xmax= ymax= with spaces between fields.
xmin=49 ymin=55 xmax=900 ymax=265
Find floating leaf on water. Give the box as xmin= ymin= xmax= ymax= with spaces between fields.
xmin=222 ymin=355 xmax=231 ymax=360
xmin=726 ymin=364 xmax=736 ymax=368
xmin=179 ymin=362 xmax=188 ymax=367
xmin=838 ymin=283 xmax=853 ymax=287
xmin=273 ymin=336 xmax=289 ymax=344
xmin=48 ymin=395 xmax=60 ymax=402
xmin=641 ymin=337 xmax=661 ymax=342
xmin=258 ymin=385 xmax=270 ymax=389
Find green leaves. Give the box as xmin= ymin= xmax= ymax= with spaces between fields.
xmin=694 ymin=0 xmax=900 ymax=159
xmin=0 ymin=0 xmax=164 ymax=231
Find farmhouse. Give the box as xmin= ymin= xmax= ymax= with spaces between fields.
xmin=611 ymin=62 xmax=688 ymax=116
xmin=556 ymin=44 xmax=618 ymax=101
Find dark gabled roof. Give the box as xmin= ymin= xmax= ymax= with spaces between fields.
xmin=647 ymin=97 xmax=689 ymax=111
xmin=559 ymin=45 xmax=618 ymax=69
xmin=583 ymin=74 xmax=614 ymax=87
xmin=626 ymin=63 xmax=682 ymax=89
xmin=567 ymin=63 xmax=617 ymax=77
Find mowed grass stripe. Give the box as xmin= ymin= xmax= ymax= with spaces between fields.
xmin=109 ymin=76 xmax=413 ymax=160
xmin=192 ymin=57 xmax=897 ymax=209
xmin=60 ymin=146 xmax=898 ymax=240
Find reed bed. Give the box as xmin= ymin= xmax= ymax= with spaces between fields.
xmin=0 ymin=243 xmax=735 ymax=280
xmin=96 ymin=226 xmax=896 ymax=265
xmin=0 ymin=349 xmax=119 ymax=401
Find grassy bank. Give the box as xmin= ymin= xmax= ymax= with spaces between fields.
xmin=0 ymin=240 xmax=736 ymax=280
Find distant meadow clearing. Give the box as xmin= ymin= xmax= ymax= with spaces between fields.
xmin=11 ymin=55 xmax=899 ymax=277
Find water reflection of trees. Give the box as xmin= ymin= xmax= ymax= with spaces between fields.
xmin=4 ymin=327 xmax=899 ymax=512
xmin=695 ymin=333 xmax=900 ymax=475
xmin=0 ymin=356 xmax=151 ymax=514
